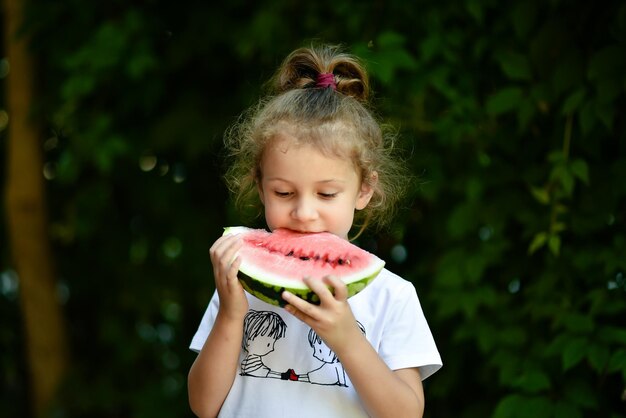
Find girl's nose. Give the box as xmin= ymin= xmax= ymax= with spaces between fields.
xmin=292 ymin=197 xmax=318 ymax=221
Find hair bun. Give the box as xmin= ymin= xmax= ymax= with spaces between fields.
xmin=273 ymin=44 xmax=370 ymax=102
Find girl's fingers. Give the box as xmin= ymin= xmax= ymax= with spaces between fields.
xmin=210 ymin=232 xmax=240 ymax=255
xmin=284 ymin=276 xmax=358 ymax=351
xmin=227 ymin=256 xmax=242 ymax=283
xmin=222 ymin=237 xmax=243 ymax=269
xmin=323 ymin=275 xmax=348 ymax=301
xmin=210 ymin=234 xmax=242 ymax=274
xmin=304 ymin=275 xmax=347 ymax=303
xmin=283 ymin=275 xmax=348 ymax=322
xmin=283 ymin=301 xmax=306 ymax=323
xmin=209 ymin=233 xmax=234 ymax=255
xmin=282 ymin=290 xmax=316 ymax=315
xmin=302 ymin=276 xmax=332 ymax=301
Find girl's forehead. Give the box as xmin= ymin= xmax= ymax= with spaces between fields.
xmin=259 ymin=133 xmax=362 ymax=181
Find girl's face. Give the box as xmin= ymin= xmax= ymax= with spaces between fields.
xmin=258 ymin=136 xmax=374 ymax=240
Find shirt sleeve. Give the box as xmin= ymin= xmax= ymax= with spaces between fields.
xmin=378 ymin=281 xmax=442 ymax=380
xmin=189 ymin=290 xmax=220 ymax=353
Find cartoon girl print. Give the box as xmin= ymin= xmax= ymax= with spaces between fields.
xmin=239 ymin=311 xmax=366 ymax=386
xmin=295 ymin=321 xmax=366 ymax=387
xmin=240 ymin=310 xmax=288 ymax=378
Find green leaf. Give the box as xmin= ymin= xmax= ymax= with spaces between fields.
xmin=496 ymin=51 xmax=532 ymax=80
xmin=465 ymin=0 xmax=484 ymax=23
xmin=596 ymin=103 xmax=615 ymax=130
xmin=563 ymin=379 xmax=598 ymax=408
xmin=377 ymin=31 xmax=406 ymax=48
xmin=510 ymin=1 xmax=537 ymax=41
xmin=420 ymin=34 xmax=441 ymax=62
xmin=495 ymin=395 xmax=553 ymax=418
xmin=587 ymin=344 xmax=610 ymax=372
xmin=579 ymin=101 xmax=596 ymax=135
xmin=127 ymin=52 xmax=157 ymax=79
xmin=486 ymin=87 xmax=525 ymax=115
xmin=546 ymin=334 xmax=569 ymax=356
xmin=446 ymin=203 xmax=477 ymax=239
xmin=548 ymin=234 xmax=561 ymax=256
xmin=61 ymin=75 xmax=96 ymax=100
xmin=530 ymin=83 xmax=552 ymax=107
xmin=368 ymin=32 xmax=418 ymax=85
xmin=525 ymin=396 xmax=555 ymax=418
xmin=553 ymin=204 xmax=569 ymax=215
xmin=547 ymin=150 xmax=565 ymax=164
xmin=561 ymin=88 xmax=586 ymax=115
xmin=596 ymin=78 xmax=622 ymax=104
xmin=569 ymin=159 xmax=589 ymax=184
xmin=493 ymin=394 xmax=527 ymax=418
xmin=608 ymin=349 xmax=626 ymax=373
xmin=562 ymin=337 xmax=588 ymax=371
xmin=562 ymin=313 xmax=594 ymax=333
xmin=530 ymin=186 xmax=550 ymax=205
xmin=588 ymin=45 xmax=626 ymax=80
xmin=429 ymin=67 xmax=455 ymax=99
xmin=598 ymin=326 xmax=626 ymax=345
xmin=513 ymin=369 xmax=551 ymax=393
xmin=528 ymin=232 xmax=548 ymax=254
xmin=436 ymin=250 xmax=466 ymax=287
xmin=550 ymin=165 xmax=574 ymax=195
xmin=553 ymin=52 xmax=585 ymax=95
xmin=554 ymin=401 xmax=582 ymax=418
xmin=517 ymin=98 xmax=536 ymax=130
xmin=551 ymin=222 xmax=566 ymax=233
xmin=498 ymin=327 xmax=527 ymax=347
xmin=56 ymin=151 xmax=80 ymax=184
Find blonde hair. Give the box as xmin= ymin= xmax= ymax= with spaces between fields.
xmin=224 ymin=43 xmax=409 ymax=236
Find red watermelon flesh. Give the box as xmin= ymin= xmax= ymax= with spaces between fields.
xmin=224 ymin=226 xmax=385 ymax=306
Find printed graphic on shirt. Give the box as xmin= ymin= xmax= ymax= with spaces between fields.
xmin=240 ymin=310 xmax=288 ymax=379
xmin=295 ymin=321 xmax=366 ymax=386
xmin=239 ymin=309 xmax=366 ymax=387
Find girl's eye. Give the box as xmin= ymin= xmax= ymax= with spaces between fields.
xmin=319 ymin=192 xmax=338 ymax=198
xmin=274 ymin=191 xmax=291 ymax=197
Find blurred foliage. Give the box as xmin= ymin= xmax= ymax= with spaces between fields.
xmin=1 ymin=0 xmax=625 ymax=417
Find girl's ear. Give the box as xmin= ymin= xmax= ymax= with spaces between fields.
xmin=356 ymin=171 xmax=377 ymax=210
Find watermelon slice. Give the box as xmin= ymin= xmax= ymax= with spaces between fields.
xmin=224 ymin=226 xmax=385 ymax=307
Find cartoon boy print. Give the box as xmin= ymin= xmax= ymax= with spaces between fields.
xmin=295 ymin=321 xmax=366 ymax=387
xmin=240 ymin=310 xmax=288 ymax=379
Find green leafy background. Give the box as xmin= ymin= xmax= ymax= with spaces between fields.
xmin=1 ymin=0 xmax=625 ymax=417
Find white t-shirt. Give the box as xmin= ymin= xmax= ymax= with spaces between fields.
xmin=189 ymin=268 xmax=442 ymax=418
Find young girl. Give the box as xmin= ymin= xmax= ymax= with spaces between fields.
xmin=188 ymin=43 xmax=442 ymax=418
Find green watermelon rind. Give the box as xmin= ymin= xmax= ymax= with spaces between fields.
xmin=224 ymin=226 xmax=385 ymax=307
xmin=238 ymin=269 xmax=383 ymax=307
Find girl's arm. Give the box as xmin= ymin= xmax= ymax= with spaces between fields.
xmin=333 ymin=333 xmax=425 ymax=418
xmin=282 ymin=275 xmax=425 ymax=418
xmin=188 ymin=313 xmax=244 ymax=418
xmin=188 ymin=234 xmax=248 ymax=418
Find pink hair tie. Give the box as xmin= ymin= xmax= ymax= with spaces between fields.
xmin=316 ymin=72 xmax=336 ymax=90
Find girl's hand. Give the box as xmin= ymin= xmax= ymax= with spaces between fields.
xmin=282 ymin=275 xmax=362 ymax=353
xmin=209 ymin=233 xmax=248 ymax=321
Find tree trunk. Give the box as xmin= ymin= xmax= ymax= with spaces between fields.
xmin=2 ymin=0 xmax=69 ymax=416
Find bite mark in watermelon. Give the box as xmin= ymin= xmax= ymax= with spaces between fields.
xmin=224 ymin=226 xmax=385 ymax=307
